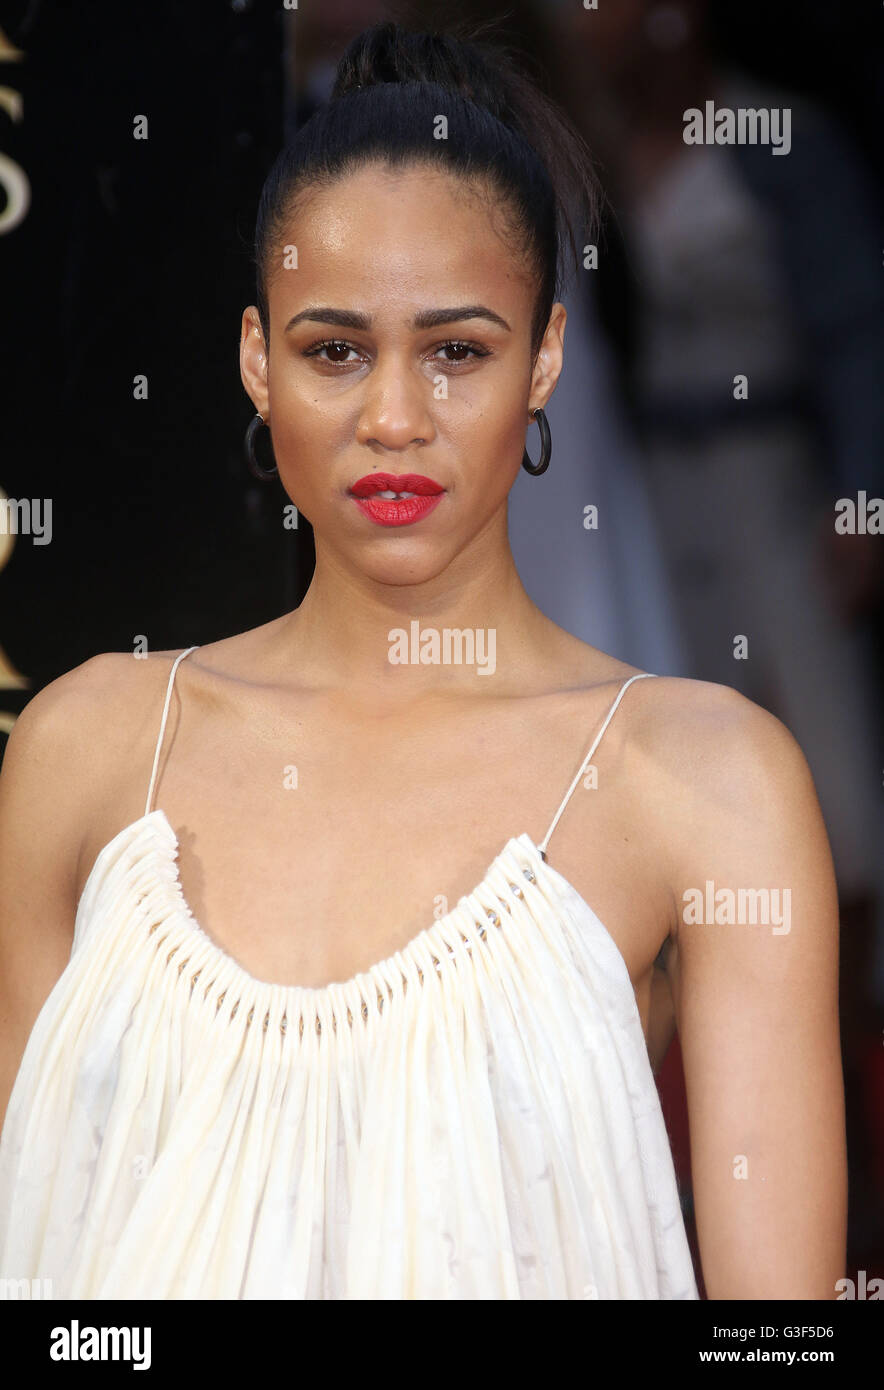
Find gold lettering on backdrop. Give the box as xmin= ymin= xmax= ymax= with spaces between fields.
xmin=0 ymin=487 xmax=29 ymax=737
xmin=0 ymin=23 xmax=29 ymax=235
xmin=0 ymin=24 xmax=25 ymax=62
xmin=0 ymin=28 xmax=30 ymax=736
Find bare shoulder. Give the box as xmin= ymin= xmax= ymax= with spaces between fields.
xmin=628 ymin=672 xmax=813 ymax=805
xmin=626 ymin=673 xmax=832 ymax=935
xmin=4 ymin=647 xmax=178 ymax=734
xmin=0 ymin=648 xmax=198 ymax=855
xmin=3 ymin=648 xmax=193 ymax=772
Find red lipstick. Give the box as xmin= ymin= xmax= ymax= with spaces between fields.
xmin=348 ymin=473 xmax=445 ymax=528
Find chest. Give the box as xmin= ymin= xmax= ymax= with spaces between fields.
xmin=84 ymin=694 xmax=677 ymax=1066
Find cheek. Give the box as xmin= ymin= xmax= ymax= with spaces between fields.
xmin=266 ymin=375 xmax=349 ymax=496
xmin=451 ymin=389 xmax=528 ymax=482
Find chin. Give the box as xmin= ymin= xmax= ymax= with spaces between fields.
xmin=341 ymin=536 xmax=456 ymax=588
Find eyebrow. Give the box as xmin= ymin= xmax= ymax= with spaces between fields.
xmin=284 ymin=304 xmax=511 ymax=334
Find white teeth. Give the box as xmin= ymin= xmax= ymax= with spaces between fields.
xmin=376 ymin=490 xmax=416 ymax=499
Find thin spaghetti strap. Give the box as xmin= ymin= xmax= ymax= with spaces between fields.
xmin=537 ymin=672 xmax=657 ymax=859
xmin=144 ymin=646 xmax=200 ymax=818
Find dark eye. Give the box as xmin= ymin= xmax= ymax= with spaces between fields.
xmin=303 ymin=339 xmax=361 ymax=365
xmin=434 ymin=340 xmax=490 ymax=365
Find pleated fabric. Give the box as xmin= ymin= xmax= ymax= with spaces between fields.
xmin=0 ymin=808 xmax=699 ymax=1300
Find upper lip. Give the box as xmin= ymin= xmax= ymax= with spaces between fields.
xmin=348 ymin=473 xmax=445 ymax=497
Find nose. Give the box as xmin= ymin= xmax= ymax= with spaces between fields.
xmin=355 ymin=352 xmax=436 ymax=452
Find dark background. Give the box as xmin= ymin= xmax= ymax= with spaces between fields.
xmin=1 ymin=0 xmax=311 ymax=695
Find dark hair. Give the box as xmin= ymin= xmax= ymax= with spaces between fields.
xmin=253 ymin=19 xmax=602 ymax=363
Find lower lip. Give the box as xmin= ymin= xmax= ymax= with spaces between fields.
xmin=351 ymin=493 xmax=444 ymax=527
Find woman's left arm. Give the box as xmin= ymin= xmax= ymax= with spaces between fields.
xmin=667 ymin=684 xmax=847 ymax=1299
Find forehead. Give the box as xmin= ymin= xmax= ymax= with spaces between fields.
xmin=272 ymin=162 xmax=533 ymax=312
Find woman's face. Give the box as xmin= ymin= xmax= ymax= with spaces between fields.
xmin=241 ymin=161 xmax=565 ymax=585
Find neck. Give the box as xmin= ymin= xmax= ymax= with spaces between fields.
xmin=277 ymin=511 xmax=555 ymax=706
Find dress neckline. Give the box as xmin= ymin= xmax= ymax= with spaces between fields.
xmin=75 ymin=807 xmax=636 ymax=1012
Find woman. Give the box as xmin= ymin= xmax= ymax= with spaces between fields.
xmin=0 ymin=21 xmax=845 ymax=1299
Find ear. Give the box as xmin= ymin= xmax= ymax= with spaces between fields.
xmin=527 ymin=303 xmax=566 ymax=415
xmin=240 ymin=306 xmax=270 ymax=418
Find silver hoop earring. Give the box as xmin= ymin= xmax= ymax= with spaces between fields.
xmin=245 ymin=412 xmax=278 ymax=481
xmin=522 ymin=407 xmax=551 ymax=476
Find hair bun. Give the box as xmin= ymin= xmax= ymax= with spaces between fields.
xmin=331 ymin=20 xmax=519 ymax=130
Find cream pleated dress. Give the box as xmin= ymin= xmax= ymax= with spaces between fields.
xmin=0 ymin=649 xmax=699 ymax=1299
